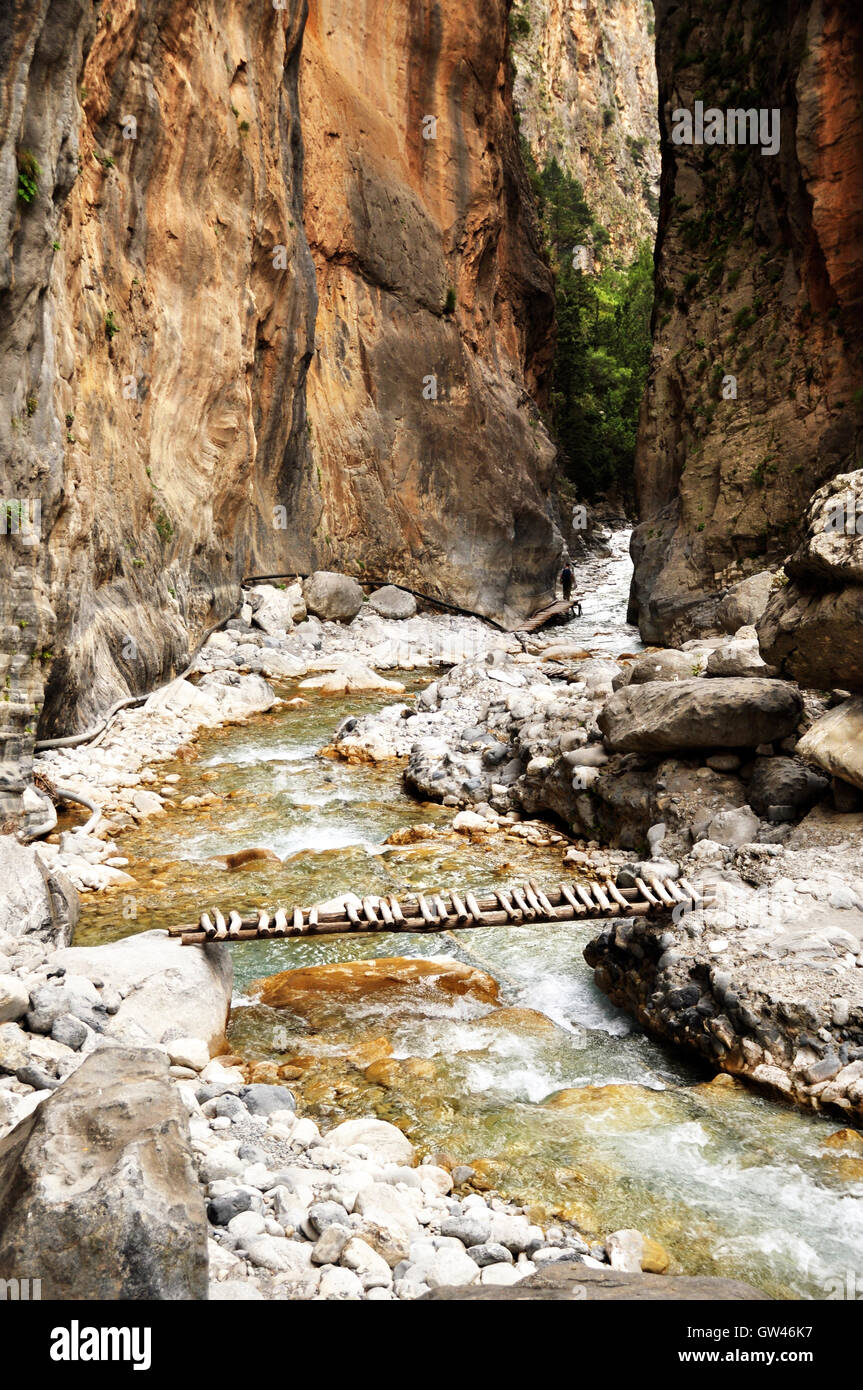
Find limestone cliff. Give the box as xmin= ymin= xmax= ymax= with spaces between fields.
xmin=0 ymin=0 xmax=559 ymax=819
xmin=630 ymin=0 xmax=863 ymax=644
xmin=300 ymin=0 xmax=559 ymax=625
xmin=511 ymin=0 xmax=660 ymax=259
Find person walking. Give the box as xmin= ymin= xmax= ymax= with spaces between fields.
xmin=561 ymin=560 xmax=574 ymax=603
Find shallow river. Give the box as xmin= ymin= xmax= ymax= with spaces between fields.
xmin=78 ymin=534 xmax=863 ymax=1299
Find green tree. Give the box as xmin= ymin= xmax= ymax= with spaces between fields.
xmin=526 ymin=149 xmax=654 ymax=501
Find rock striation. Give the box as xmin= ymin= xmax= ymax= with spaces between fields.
xmin=630 ymin=0 xmax=863 ymax=644
xmin=1 ymin=0 xmax=560 ymax=826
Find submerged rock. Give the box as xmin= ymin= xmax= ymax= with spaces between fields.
xmin=251 ymin=956 xmax=501 ymax=1016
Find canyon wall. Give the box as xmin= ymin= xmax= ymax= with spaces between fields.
xmin=511 ymin=0 xmax=659 ymax=259
xmin=630 ymin=0 xmax=863 ymax=644
xmin=300 ymin=0 xmax=559 ymax=624
xmin=0 ymin=0 xmax=559 ymax=819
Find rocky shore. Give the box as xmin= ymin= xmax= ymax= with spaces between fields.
xmin=0 ymin=837 xmax=758 ymax=1301
xmin=3 ymin=541 xmax=862 ymax=1298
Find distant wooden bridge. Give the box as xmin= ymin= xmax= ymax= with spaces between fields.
xmin=169 ymin=874 xmax=703 ymax=945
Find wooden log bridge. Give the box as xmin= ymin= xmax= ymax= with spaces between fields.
xmin=169 ymin=874 xmax=704 ymax=946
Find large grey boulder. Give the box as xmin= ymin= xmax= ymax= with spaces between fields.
xmin=144 ymin=671 xmax=276 ymax=724
xmin=52 ymin=929 xmax=232 ymax=1053
xmin=796 ymin=699 xmax=863 ymax=793
xmin=0 ymin=837 xmax=78 ymax=945
xmin=758 ymin=583 xmax=863 ymax=694
xmin=248 ymin=582 xmax=306 ymax=634
xmin=758 ymin=471 xmax=863 ymax=691
xmin=302 ymin=571 xmax=363 ymax=623
xmin=716 ymin=571 xmax=774 ymax=633
xmin=628 ymin=649 xmax=704 ymax=685
xmin=706 ymin=628 xmax=777 ymax=678
xmin=746 ymin=755 xmax=830 ymax=818
xmin=598 ymin=679 xmax=803 ymax=754
xmin=0 ymin=1047 xmax=208 ymax=1299
xmin=368 ymin=585 xmax=417 ymax=620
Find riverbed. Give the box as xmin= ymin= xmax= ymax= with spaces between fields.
xmin=76 ymin=534 xmax=863 ymax=1300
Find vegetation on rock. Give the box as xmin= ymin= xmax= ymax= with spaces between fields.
xmin=525 ymin=150 xmax=654 ymax=501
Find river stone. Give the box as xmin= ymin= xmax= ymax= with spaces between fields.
xmin=704 ymin=807 xmax=761 ymax=848
xmin=466 ymin=1242 xmax=514 ymax=1267
xmin=716 ymin=571 xmax=774 ymax=633
xmin=300 ymin=661 xmax=405 ymax=694
xmin=368 ymin=585 xmax=417 ymax=620
xmin=50 ymin=1013 xmax=89 ymax=1050
xmin=208 ymin=1190 xmax=255 ymax=1226
xmin=628 ymin=649 xmax=702 ymax=684
xmin=0 ymin=976 xmax=29 ymax=1023
xmin=318 ymin=1265 xmax=364 ymax=1299
xmin=341 ymin=1236 xmax=393 ymax=1289
xmin=409 ymin=1244 xmax=480 ymax=1289
xmin=52 ymin=929 xmax=232 ymax=1053
xmin=311 ymin=1224 xmax=351 ymax=1265
xmin=302 ymin=571 xmax=363 ymax=623
xmin=248 ymin=583 xmax=304 ymax=634
xmin=440 ymin=1213 xmax=491 ymax=1246
xmin=0 ymin=837 xmax=78 ymax=945
xmin=598 ymin=678 xmax=803 ymax=753
xmin=606 ymin=1228 xmax=644 ymax=1272
xmin=0 ymin=1046 xmax=207 ymax=1299
xmin=421 ymin=1265 xmax=766 ymax=1300
xmin=238 ymin=1082 xmax=296 ymax=1116
xmin=706 ymin=630 xmax=777 ymax=678
xmin=0 ymin=1023 xmax=30 ymax=1074
xmin=796 ymin=699 xmax=863 ymax=793
xmin=324 ymin=1117 xmax=415 ymax=1166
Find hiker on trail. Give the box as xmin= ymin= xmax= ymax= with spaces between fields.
xmin=561 ymin=561 xmax=574 ymax=603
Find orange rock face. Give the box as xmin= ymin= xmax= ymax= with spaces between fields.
xmin=1 ymin=0 xmax=559 ymax=805
xmin=300 ymin=0 xmax=559 ymax=626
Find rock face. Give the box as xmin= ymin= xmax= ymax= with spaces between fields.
xmin=53 ymin=929 xmax=233 ymax=1053
xmin=758 ymin=471 xmax=863 ymax=691
xmin=0 ymin=1046 xmax=208 ymax=1299
xmin=630 ymin=0 xmax=863 ymax=644
xmin=597 ymin=678 xmax=803 ymax=753
xmin=300 ymin=0 xmax=560 ymax=629
xmin=510 ymin=0 xmax=659 ymax=259
xmin=585 ymin=902 xmax=863 ymax=1123
xmin=0 ymin=0 xmax=559 ymax=825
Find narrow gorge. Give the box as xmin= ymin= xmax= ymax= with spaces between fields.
xmin=1 ymin=0 xmax=862 ymax=1326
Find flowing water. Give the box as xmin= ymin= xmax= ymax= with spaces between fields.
xmin=77 ymin=533 xmax=863 ymax=1300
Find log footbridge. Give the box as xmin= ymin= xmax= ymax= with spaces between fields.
xmin=169 ymin=873 xmax=704 ymax=946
